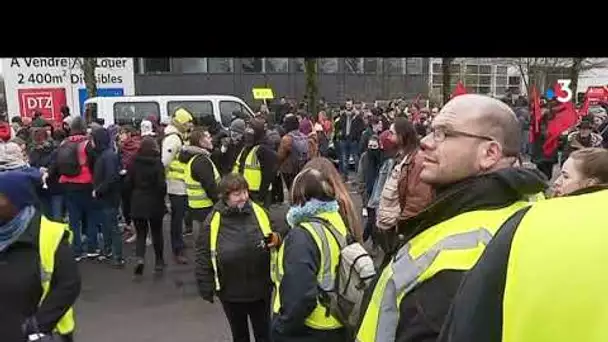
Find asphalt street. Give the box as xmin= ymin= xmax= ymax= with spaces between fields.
xmin=75 ymin=202 xmax=291 ymax=342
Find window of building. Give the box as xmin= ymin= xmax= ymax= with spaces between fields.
xmin=364 ymin=58 xmax=381 ymax=74
xmin=219 ymin=101 xmax=249 ymax=127
xmin=113 ymin=102 xmax=160 ymax=126
xmin=167 ymin=101 xmax=213 ymax=126
xmin=496 ymin=76 xmax=508 ymax=86
xmin=178 ymin=58 xmax=207 ymax=73
xmin=479 ymin=75 xmax=492 ymax=86
xmin=432 ymin=75 xmax=443 ymax=85
xmin=432 ymin=62 xmax=442 ymax=74
xmin=479 ymin=86 xmax=491 ymax=95
xmin=318 ymin=58 xmax=339 ymax=73
xmin=508 ymin=76 xmax=521 ymax=86
xmin=495 ymin=86 xmax=507 ymax=96
xmin=450 ymin=63 xmax=461 ymax=75
xmin=386 ymin=58 xmax=405 ymax=74
xmin=134 ymin=58 xmax=140 ymax=74
xmin=345 ymin=58 xmax=363 ymax=73
xmin=144 ymin=58 xmax=170 ymax=73
xmin=293 ymin=58 xmax=306 ymax=72
xmin=479 ymin=65 xmax=492 ymax=75
xmin=466 ymin=64 xmax=479 ymax=74
xmin=208 ymin=58 xmax=233 ymax=73
xmin=496 ymin=66 xmax=508 ymax=75
xmin=406 ymin=58 xmax=423 ymax=75
xmin=265 ymin=58 xmax=289 ymax=73
xmin=241 ymin=58 xmax=263 ymax=73
xmin=465 ymin=74 xmax=478 ymax=86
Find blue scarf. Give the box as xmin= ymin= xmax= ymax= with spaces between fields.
xmin=0 ymin=205 xmax=35 ymax=253
xmin=286 ymin=199 xmax=339 ymax=228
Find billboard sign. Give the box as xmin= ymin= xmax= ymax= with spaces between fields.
xmin=2 ymin=57 xmax=135 ymax=122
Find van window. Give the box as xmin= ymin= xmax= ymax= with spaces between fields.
xmin=113 ymin=102 xmax=160 ymax=126
xmin=84 ymin=103 xmax=97 ymax=123
xmin=167 ymin=101 xmax=213 ymax=126
xmin=219 ymin=101 xmax=250 ymax=127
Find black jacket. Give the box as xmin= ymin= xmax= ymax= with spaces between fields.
xmin=380 ymin=168 xmax=548 ymax=342
xmin=335 ymin=112 xmax=365 ymax=142
xmin=91 ymin=129 xmax=121 ymax=207
xmin=271 ymin=226 xmax=348 ymax=342
xmin=195 ymin=200 xmax=286 ymax=302
xmin=29 ymin=141 xmax=62 ymax=196
xmin=0 ymin=211 xmax=81 ymax=341
xmin=212 ymin=139 xmax=245 ymax=176
xmin=235 ymin=144 xmax=277 ymax=205
xmin=178 ymin=146 xmax=219 ymax=204
xmin=125 ymin=153 xmax=167 ymax=219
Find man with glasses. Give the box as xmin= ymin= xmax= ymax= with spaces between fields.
xmin=356 ymin=94 xmax=548 ymax=342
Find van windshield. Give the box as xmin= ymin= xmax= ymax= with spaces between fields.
xmin=113 ymin=102 xmax=160 ymax=126
xmin=167 ymin=101 xmax=213 ymax=126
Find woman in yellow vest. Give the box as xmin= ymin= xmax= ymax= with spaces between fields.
xmin=178 ymin=128 xmax=220 ymax=223
xmin=0 ymin=171 xmax=80 ymax=342
xmin=271 ymin=168 xmax=350 ymax=342
xmin=195 ymin=173 xmax=286 ymax=342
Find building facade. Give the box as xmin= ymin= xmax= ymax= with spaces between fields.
xmin=134 ymin=58 xmax=430 ymax=104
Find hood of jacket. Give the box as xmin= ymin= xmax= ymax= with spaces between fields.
xmin=178 ymin=145 xmax=210 ymax=163
xmin=399 ymin=167 xmax=548 ymax=240
xmin=92 ymin=127 xmax=111 ymax=152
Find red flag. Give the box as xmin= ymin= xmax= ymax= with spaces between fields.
xmin=529 ymin=86 xmax=542 ymax=143
xmin=578 ymin=88 xmax=591 ymax=118
xmin=451 ymin=80 xmax=467 ymax=98
xmin=542 ymin=101 xmax=578 ymax=158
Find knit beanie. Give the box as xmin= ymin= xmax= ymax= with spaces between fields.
xmin=0 ymin=170 xmax=40 ymax=211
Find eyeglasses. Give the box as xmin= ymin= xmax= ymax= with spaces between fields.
xmin=427 ymin=127 xmax=494 ymax=143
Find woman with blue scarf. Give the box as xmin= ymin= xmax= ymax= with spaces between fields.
xmin=272 ymin=168 xmax=350 ymax=342
xmin=0 ymin=171 xmax=81 ymax=342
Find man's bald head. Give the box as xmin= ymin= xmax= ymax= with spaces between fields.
xmin=445 ymin=94 xmax=521 ymax=157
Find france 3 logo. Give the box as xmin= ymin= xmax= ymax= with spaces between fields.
xmin=545 ymin=80 xmax=573 ymax=103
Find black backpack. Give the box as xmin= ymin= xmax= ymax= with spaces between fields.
xmin=288 ymin=131 xmax=310 ymax=173
xmin=56 ymin=140 xmax=84 ymax=177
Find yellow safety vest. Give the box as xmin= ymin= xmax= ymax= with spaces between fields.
xmin=273 ymin=211 xmax=348 ymax=331
xmin=184 ymin=154 xmax=220 ymax=209
xmin=165 ymin=133 xmax=187 ymax=182
xmin=356 ymin=201 xmax=529 ymax=342
xmin=233 ymin=146 xmax=262 ymax=191
xmin=39 ymin=216 xmax=76 ymax=335
xmin=502 ymin=189 xmax=608 ymax=342
xmin=209 ymin=201 xmax=277 ymax=291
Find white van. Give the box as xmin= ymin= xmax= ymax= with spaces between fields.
xmin=83 ymin=95 xmax=255 ymax=128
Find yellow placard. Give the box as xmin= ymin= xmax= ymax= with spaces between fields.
xmin=252 ymin=88 xmax=274 ymax=100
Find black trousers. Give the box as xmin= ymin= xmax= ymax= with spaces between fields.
xmin=220 ymin=297 xmax=271 ymax=342
xmin=133 ymin=217 xmax=164 ymax=263
xmin=282 ymin=173 xmax=297 ymax=194
xmin=272 ymin=174 xmax=284 ymax=204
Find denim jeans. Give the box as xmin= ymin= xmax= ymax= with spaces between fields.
xmin=338 ymin=140 xmax=360 ymax=176
xmin=64 ymin=190 xmax=95 ymax=256
xmin=93 ymin=204 xmax=122 ymax=260
xmin=49 ymin=195 xmax=65 ymax=221
xmin=169 ymin=194 xmax=187 ymax=256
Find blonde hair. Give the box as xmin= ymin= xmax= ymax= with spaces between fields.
xmin=300 ymin=157 xmax=363 ymax=242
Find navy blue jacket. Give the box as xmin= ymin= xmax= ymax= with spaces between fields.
xmin=91 ymin=129 xmax=121 ymax=207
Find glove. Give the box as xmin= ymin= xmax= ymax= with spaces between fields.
xmin=265 ymin=232 xmax=281 ymax=248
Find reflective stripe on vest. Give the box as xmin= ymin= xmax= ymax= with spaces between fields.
xmin=39 ymin=216 xmax=76 ymax=335
xmin=232 ymin=146 xmax=262 ymax=191
xmin=502 ymin=189 xmax=608 ymax=342
xmin=273 ymin=211 xmax=347 ymax=330
xmin=209 ymin=201 xmax=275 ymax=291
xmin=184 ymin=154 xmax=220 ymax=209
xmin=356 ymin=201 xmax=529 ymax=342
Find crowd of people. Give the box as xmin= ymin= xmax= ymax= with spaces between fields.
xmin=0 ymin=90 xmax=607 ymax=342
